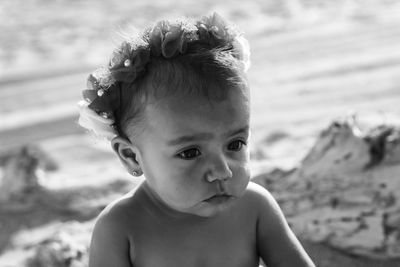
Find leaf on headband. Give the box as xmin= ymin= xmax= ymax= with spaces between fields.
xmin=88 ymin=94 xmax=113 ymax=113
xmin=83 ymin=74 xmax=102 ymax=102
xmin=87 ymin=83 xmax=121 ymax=113
xmin=86 ymin=74 xmax=100 ymax=90
xmin=82 ymin=89 xmax=98 ymax=103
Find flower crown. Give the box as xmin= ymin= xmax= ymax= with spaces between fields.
xmin=77 ymin=13 xmax=251 ymax=141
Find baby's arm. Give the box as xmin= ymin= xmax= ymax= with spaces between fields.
xmin=89 ymin=205 xmax=133 ymax=267
xmin=249 ymin=183 xmax=315 ymax=267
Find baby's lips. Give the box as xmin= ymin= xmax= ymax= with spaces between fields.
xmin=204 ymin=193 xmax=232 ymax=201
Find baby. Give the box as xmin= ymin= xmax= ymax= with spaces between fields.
xmin=78 ymin=13 xmax=315 ymax=267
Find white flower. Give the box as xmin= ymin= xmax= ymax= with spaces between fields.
xmin=233 ymin=35 xmax=251 ymax=72
xmin=77 ymin=101 xmax=118 ymax=141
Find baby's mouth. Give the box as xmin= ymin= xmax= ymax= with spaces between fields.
xmin=203 ymin=194 xmax=233 ymax=204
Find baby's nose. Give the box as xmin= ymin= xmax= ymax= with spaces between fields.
xmin=205 ymin=155 xmax=233 ymax=182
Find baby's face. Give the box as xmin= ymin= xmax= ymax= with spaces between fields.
xmin=134 ymin=88 xmax=251 ymax=217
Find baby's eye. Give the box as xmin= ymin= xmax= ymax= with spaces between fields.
xmin=227 ymin=140 xmax=246 ymax=151
xmin=177 ymin=148 xmax=201 ymax=160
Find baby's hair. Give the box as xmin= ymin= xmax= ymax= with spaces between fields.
xmin=78 ymin=13 xmax=251 ymax=140
xmin=116 ymin=48 xmax=248 ymax=139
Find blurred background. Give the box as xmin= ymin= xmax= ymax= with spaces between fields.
xmin=1 ymin=0 xmax=400 ymax=266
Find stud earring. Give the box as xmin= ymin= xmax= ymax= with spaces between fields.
xmin=132 ymin=170 xmax=142 ymax=176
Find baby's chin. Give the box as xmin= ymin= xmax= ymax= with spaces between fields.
xmin=180 ymin=195 xmax=238 ymax=217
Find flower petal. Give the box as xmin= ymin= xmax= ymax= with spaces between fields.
xmin=233 ymin=35 xmax=251 ymax=72
xmin=77 ymin=101 xmax=117 ymax=140
xmin=88 ymin=92 xmax=114 ymax=112
xmin=150 ymin=23 xmax=164 ymax=56
xmin=161 ymin=24 xmax=184 ymax=58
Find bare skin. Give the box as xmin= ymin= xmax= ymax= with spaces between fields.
xmin=89 ymin=89 xmax=315 ymax=267
xmin=89 ymin=181 xmax=314 ymax=267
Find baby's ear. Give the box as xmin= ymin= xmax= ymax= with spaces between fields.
xmin=111 ymin=136 xmax=142 ymax=175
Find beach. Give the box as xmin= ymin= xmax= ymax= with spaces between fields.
xmin=1 ymin=0 xmax=400 ymax=266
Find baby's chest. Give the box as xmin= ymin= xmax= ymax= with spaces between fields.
xmin=130 ymin=215 xmax=259 ymax=267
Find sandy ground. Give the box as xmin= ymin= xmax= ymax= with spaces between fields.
xmin=1 ymin=0 xmax=400 ymax=266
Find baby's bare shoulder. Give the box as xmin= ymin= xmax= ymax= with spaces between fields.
xmin=243 ymin=183 xmax=316 ymax=266
xmin=231 ymin=181 xmax=281 ymax=224
xmin=96 ymin=185 xmax=143 ymax=228
xmin=89 ymin=187 xmax=141 ymax=267
xmin=240 ymin=181 xmax=278 ymax=210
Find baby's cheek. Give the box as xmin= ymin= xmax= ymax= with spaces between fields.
xmin=170 ymin=163 xmax=207 ymax=201
xmin=236 ymin=164 xmax=251 ymax=182
xmin=230 ymin=161 xmax=251 ymax=194
xmin=231 ymin=149 xmax=251 ymax=175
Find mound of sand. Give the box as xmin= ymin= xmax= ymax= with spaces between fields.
xmin=254 ymin=115 xmax=400 ymax=259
